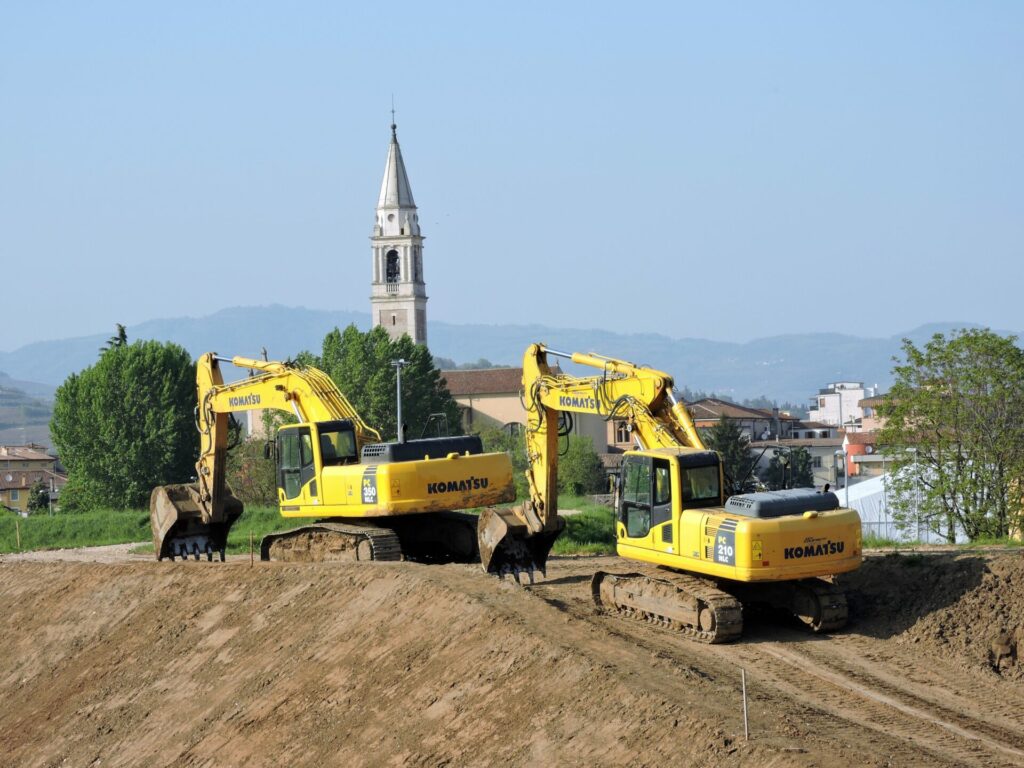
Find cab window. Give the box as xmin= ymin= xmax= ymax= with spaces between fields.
xmin=681 ymin=464 xmax=720 ymax=504
xmin=318 ymin=425 xmax=358 ymax=466
xmin=654 ymin=462 xmax=671 ymax=506
xmin=278 ymin=427 xmax=315 ymax=500
xmin=621 ymin=457 xmax=652 ymax=538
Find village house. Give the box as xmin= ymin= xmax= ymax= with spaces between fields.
xmin=0 ymin=445 xmax=67 ymax=515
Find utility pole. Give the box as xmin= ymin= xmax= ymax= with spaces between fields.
xmin=392 ymin=358 xmax=408 ymax=443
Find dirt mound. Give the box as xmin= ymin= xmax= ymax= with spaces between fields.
xmin=0 ymin=559 xmax=791 ymax=768
xmin=843 ymin=551 xmax=1024 ymax=676
xmin=4 ymin=553 xmax=1024 ymax=767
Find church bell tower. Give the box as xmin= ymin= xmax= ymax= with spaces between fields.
xmin=370 ymin=121 xmax=427 ymax=345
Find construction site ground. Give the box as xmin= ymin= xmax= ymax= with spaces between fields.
xmin=2 ymin=547 xmax=1024 ymax=767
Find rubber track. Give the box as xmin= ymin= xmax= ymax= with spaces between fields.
xmin=592 ymin=568 xmax=743 ymax=644
xmin=260 ymin=522 xmax=403 ymax=562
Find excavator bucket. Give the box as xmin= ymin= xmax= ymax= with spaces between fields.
xmin=150 ymin=483 xmax=243 ymax=561
xmin=478 ymin=506 xmax=565 ymax=582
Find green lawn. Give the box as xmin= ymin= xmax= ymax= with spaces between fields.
xmin=552 ymin=495 xmax=616 ymax=555
xmin=0 ymin=509 xmax=151 ymax=554
xmin=0 ymin=497 xmax=617 ymax=556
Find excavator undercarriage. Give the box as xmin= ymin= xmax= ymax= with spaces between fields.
xmin=259 ymin=511 xmax=480 ymax=564
xmin=591 ymin=569 xmax=848 ymax=643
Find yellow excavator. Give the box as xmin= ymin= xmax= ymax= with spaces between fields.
xmin=478 ymin=343 xmax=863 ymax=642
xmin=151 ymin=353 xmax=515 ymax=563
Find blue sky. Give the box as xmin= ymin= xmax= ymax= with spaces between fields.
xmin=2 ymin=2 xmax=1021 ymax=351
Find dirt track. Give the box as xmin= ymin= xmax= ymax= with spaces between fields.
xmin=2 ymin=550 xmax=1024 ymax=767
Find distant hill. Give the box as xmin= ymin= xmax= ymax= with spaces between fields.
xmin=0 ymin=371 xmax=55 ymax=400
xmin=0 ymin=305 xmax=1009 ymax=404
xmin=0 ymin=382 xmax=54 ymax=449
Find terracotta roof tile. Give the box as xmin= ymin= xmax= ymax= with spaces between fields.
xmin=687 ymin=398 xmax=792 ymax=421
xmin=0 ymin=446 xmax=53 ymax=462
xmin=749 ymin=437 xmax=845 ymax=448
xmin=441 ymin=368 xmax=522 ymax=396
xmin=0 ymin=469 xmax=67 ymax=491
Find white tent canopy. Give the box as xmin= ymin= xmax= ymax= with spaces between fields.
xmin=838 ymin=475 xmax=965 ymax=544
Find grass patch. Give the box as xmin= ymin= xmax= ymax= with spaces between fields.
xmin=862 ymin=534 xmax=917 ymax=550
xmin=1 ymin=496 xmax=615 ymax=557
xmin=0 ymin=509 xmax=151 ymax=554
xmin=553 ymin=497 xmax=616 ymax=555
xmin=963 ymin=536 xmax=1024 ymax=549
xmin=223 ymin=506 xmax=319 ymax=554
xmin=0 ymin=506 xmax=319 ymax=556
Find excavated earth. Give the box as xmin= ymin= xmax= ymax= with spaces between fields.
xmin=2 ymin=548 xmax=1024 ymax=767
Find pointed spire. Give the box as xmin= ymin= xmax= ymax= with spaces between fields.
xmin=377 ymin=122 xmax=416 ymax=210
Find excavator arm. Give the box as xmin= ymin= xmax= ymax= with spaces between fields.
xmin=193 ymin=354 xmax=380 ymax=522
xmin=478 ymin=343 xmax=710 ymax=578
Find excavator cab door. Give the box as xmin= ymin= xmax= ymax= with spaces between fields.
xmin=277 ymin=424 xmax=320 ymax=506
xmin=618 ymin=454 xmax=674 ymax=553
xmin=619 ymin=455 xmax=653 ymax=542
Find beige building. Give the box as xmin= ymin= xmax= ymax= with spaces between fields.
xmin=687 ymin=398 xmax=811 ymax=441
xmin=859 ymin=394 xmax=887 ymax=432
xmin=442 ymin=368 xmax=526 ymax=433
xmin=0 ymin=445 xmax=66 ymax=515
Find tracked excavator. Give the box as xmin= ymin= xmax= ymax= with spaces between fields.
xmin=151 ymin=353 xmax=515 ymax=563
xmin=477 ymin=343 xmax=862 ymax=642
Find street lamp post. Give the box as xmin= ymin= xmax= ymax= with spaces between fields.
xmin=391 ymin=359 xmax=408 ymax=443
xmin=834 ymin=449 xmax=849 ymax=508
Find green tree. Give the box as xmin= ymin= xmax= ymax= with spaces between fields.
xmin=311 ymin=325 xmax=462 ymax=441
xmin=226 ymin=437 xmax=278 ymax=505
xmin=557 ymin=435 xmax=607 ymax=496
xmin=99 ymin=323 xmax=128 ymax=354
xmin=26 ymin=480 xmax=50 ymax=513
xmin=700 ymin=418 xmax=758 ymax=494
xmin=475 ymin=428 xmax=606 ymax=499
xmin=879 ymin=329 xmax=1024 ymax=542
xmin=477 ymin=426 xmax=528 ymax=499
xmin=760 ymin=447 xmax=814 ymax=490
xmin=51 ymin=340 xmax=196 ymax=510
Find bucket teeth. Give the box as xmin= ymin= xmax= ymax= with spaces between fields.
xmin=499 ymin=562 xmax=537 ymax=586
xmin=477 ymin=507 xmax=565 ymax=580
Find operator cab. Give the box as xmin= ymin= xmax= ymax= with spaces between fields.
xmin=276 ymin=420 xmax=359 ymax=501
xmin=617 ymin=450 xmax=723 ymax=540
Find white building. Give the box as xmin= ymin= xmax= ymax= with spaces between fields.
xmin=370 ymin=122 xmax=428 ymax=345
xmin=808 ymin=382 xmax=876 ymax=431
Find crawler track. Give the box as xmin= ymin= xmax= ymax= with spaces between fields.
xmin=259 ymin=522 xmax=403 ymax=562
xmin=591 ymin=569 xmax=744 ymax=643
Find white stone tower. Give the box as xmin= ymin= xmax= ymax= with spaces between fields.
xmin=370 ymin=121 xmax=427 ymax=345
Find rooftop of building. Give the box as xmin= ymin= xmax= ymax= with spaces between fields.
xmin=0 ymin=468 xmax=66 ymax=491
xmin=749 ymin=437 xmax=845 ymax=448
xmin=0 ymin=445 xmax=54 ymax=462
xmin=687 ymin=398 xmax=800 ymax=422
xmin=441 ymin=367 xmax=522 ymax=396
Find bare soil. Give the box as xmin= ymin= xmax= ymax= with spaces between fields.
xmin=1 ymin=549 xmax=1024 ymax=767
